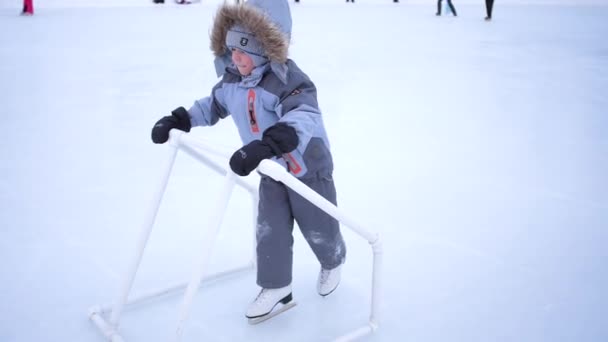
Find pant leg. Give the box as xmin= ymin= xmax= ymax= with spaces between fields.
xmin=256 ymin=177 xmax=295 ymax=288
xmin=288 ymin=174 xmax=346 ymax=270
xmin=24 ymin=0 xmax=33 ymax=13
xmin=485 ymin=0 xmax=494 ymax=17
xmin=437 ymin=0 xmax=442 ymax=14
xmin=447 ymin=0 xmax=457 ymax=15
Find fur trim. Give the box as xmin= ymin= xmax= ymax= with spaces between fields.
xmin=210 ymin=4 xmax=289 ymax=63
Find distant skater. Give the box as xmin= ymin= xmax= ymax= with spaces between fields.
xmin=21 ymin=0 xmax=33 ymax=16
xmin=485 ymin=0 xmax=494 ymax=20
xmin=153 ymin=0 xmax=195 ymax=4
xmin=436 ymin=0 xmax=457 ymax=16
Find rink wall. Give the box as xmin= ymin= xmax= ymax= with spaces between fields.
xmin=1 ymin=0 xmax=607 ymax=9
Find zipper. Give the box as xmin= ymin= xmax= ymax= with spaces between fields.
xmin=283 ymin=153 xmax=302 ymax=175
xmin=247 ymin=89 xmax=260 ymax=133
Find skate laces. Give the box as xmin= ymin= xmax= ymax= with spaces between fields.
xmin=256 ymin=289 xmax=272 ymax=303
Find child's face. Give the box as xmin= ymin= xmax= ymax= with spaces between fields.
xmin=231 ymin=48 xmax=255 ymax=76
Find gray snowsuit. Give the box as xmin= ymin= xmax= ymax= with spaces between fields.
xmin=187 ymin=0 xmax=345 ymax=288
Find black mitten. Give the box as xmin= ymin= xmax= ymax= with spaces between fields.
xmin=261 ymin=122 xmax=299 ymax=156
xmin=229 ymin=140 xmax=275 ymax=176
xmin=151 ymin=107 xmax=192 ymax=144
xmin=229 ymin=123 xmax=299 ymax=176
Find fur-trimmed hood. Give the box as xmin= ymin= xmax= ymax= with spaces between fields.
xmin=210 ymin=0 xmax=292 ymax=80
xmin=211 ymin=2 xmax=290 ymax=63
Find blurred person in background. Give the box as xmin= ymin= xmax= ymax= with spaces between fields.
xmin=153 ymin=0 xmax=195 ymax=4
xmin=436 ymin=0 xmax=457 ymax=16
xmin=485 ymin=0 xmax=495 ymax=20
xmin=21 ymin=0 xmax=33 ymax=15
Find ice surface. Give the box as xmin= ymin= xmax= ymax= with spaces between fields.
xmin=1 ymin=2 xmax=607 ymax=342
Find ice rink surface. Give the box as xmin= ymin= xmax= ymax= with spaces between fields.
xmin=1 ymin=2 xmax=607 ymax=341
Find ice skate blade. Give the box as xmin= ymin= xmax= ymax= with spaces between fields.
xmin=247 ymin=301 xmax=297 ymax=325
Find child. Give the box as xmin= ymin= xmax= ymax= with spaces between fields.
xmin=150 ymin=0 xmax=346 ymax=321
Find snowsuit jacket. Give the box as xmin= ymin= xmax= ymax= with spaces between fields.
xmin=186 ymin=1 xmax=334 ymax=179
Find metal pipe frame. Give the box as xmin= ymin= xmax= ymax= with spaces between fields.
xmin=88 ymin=130 xmax=382 ymax=342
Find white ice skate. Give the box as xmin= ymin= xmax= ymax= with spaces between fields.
xmin=246 ymin=285 xmax=296 ymax=324
xmin=317 ymin=264 xmax=342 ymax=297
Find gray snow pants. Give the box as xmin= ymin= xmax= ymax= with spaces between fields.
xmin=256 ymin=173 xmax=346 ymax=288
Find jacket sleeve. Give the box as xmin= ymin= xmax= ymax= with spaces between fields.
xmin=275 ymin=78 xmax=322 ymax=153
xmin=188 ymin=80 xmax=230 ymax=127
